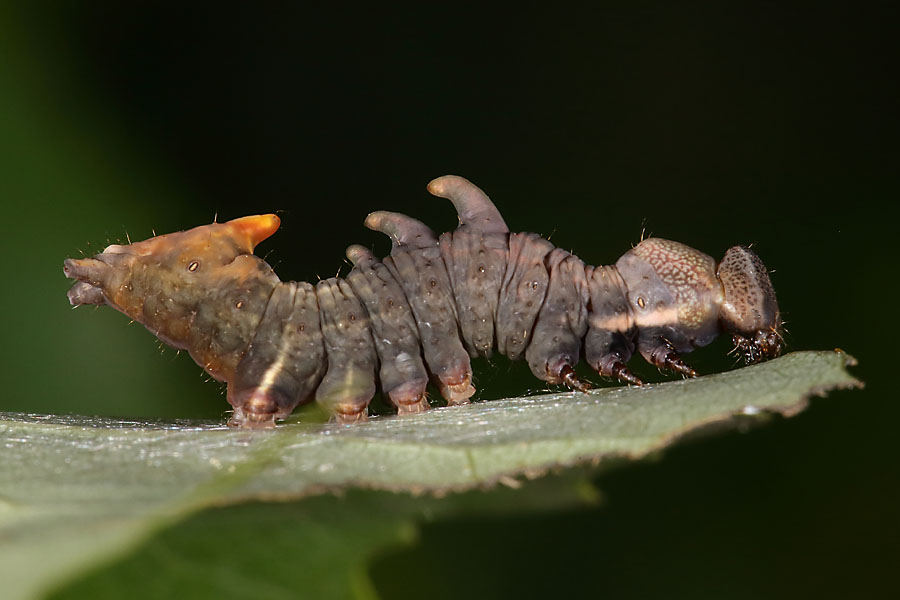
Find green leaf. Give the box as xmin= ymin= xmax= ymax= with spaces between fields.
xmin=0 ymin=351 xmax=859 ymax=599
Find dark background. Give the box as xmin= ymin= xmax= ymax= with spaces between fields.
xmin=1 ymin=2 xmax=896 ymax=598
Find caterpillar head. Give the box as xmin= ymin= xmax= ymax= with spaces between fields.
xmin=63 ymin=215 xmax=281 ymax=349
xmin=616 ymin=238 xmax=782 ymax=365
xmin=716 ymin=245 xmax=783 ymax=363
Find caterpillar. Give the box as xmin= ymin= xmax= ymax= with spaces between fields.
xmin=63 ymin=176 xmax=783 ymax=428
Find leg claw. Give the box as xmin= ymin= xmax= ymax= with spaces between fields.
xmin=610 ymin=361 xmax=645 ymax=386
xmin=655 ymin=352 xmax=698 ymax=378
xmin=559 ymin=364 xmax=592 ymax=393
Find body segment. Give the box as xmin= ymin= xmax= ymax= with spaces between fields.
xmin=345 ymin=245 xmax=429 ymax=414
xmin=525 ymin=249 xmax=590 ymax=389
xmin=228 ymin=282 xmax=326 ymax=426
xmin=314 ymin=278 xmax=378 ymax=423
xmin=495 ymin=232 xmax=554 ymax=360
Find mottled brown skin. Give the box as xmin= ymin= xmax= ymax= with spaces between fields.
xmin=64 ymin=176 xmax=783 ymax=427
xmin=64 ymin=216 xmax=281 ymax=383
xmin=64 ymin=215 xmax=291 ymax=427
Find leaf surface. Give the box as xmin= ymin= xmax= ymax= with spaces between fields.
xmin=0 ymin=351 xmax=860 ymax=599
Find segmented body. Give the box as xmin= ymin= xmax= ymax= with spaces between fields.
xmin=64 ymin=176 xmax=782 ymax=427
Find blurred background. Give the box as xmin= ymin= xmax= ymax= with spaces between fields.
xmin=1 ymin=2 xmax=896 ymax=598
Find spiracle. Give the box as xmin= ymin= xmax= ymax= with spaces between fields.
xmin=63 ymin=176 xmax=783 ymax=428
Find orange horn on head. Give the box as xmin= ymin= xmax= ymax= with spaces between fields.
xmin=226 ymin=214 xmax=281 ymax=251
